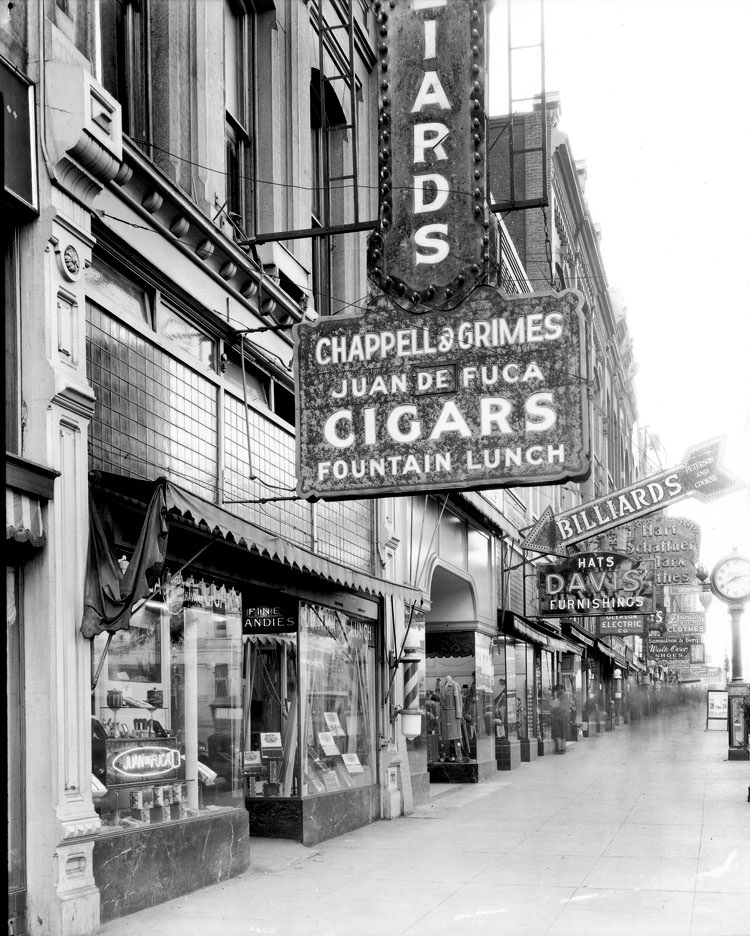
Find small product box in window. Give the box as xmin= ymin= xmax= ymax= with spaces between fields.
xmin=152 ymin=785 xmax=165 ymax=806
xmin=259 ymin=732 xmax=283 ymax=759
xmin=129 ymin=790 xmax=144 ymax=810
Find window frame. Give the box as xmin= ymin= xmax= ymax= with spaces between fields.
xmin=95 ymin=0 xmax=152 ymax=146
xmin=224 ymin=0 xmax=256 ymax=236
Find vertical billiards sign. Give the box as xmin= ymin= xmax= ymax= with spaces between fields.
xmin=295 ymin=0 xmax=590 ymax=500
xmin=368 ymin=0 xmax=490 ymax=308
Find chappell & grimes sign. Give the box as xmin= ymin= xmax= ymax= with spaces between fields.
xmin=295 ymin=289 xmax=589 ymax=499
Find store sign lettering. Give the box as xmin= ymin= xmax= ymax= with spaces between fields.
xmin=244 ymin=604 xmax=297 ymax=634
xmin=295 ymin=289 xmax=589 ymax=499
xmin=537 ymin=552 xmax=655 ymax=617
xmin=111 ymin=746 xmax=181 ymax=779
xmin=368 ymin=0 xmax=489 ymax=308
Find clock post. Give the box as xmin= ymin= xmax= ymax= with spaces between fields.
xmin=710 ymin=552 xmax=750 ymax=760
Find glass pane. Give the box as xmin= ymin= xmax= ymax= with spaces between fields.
xmin=87 ymin=258 xmax=151 ymax=324
xmin=299 ymin=605 xmax=376 ymax=796
xmin=515 ymin=642 xmax=528 ymax=739
xmin=242 ymin=634 xmax=299 ymax=798
xmin=160 ymin=302 xmax=215 ymax=371
xmin=474 ymin=633 xmax=493 ymax=738
xmin=7 ymin=566 xmax=25 ymax=891
xmin=91 ymin=580 xmax=244 ymax=828
xmin=224 ymin=1 xmax=239 ymax=118
xmin=86 ymin=303 xmax=219 ymax=499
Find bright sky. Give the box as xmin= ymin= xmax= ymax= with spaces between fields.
xmin=489 ymin=0 xmax=750 ymax=675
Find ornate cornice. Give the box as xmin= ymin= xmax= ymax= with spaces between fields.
xmin=45 ymin=65 xmax=123 ymax=206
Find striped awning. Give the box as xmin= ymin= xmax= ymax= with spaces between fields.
xmin=6 ymin=489 xmax=46 ymax=548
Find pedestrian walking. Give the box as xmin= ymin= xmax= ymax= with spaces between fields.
xmin=551 ymin=685 xmax=567 ymax=753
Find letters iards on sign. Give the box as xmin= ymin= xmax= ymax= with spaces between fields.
xmin=368 ymin=0 xmax=491 ymax=309
xmin=295 ymin=289 xmax=590 ymax=499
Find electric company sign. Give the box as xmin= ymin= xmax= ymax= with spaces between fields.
xmin=537 ymin=552 xmax=656 ymax=617
xmin=295 ymin=0 xmax=589 ymax=500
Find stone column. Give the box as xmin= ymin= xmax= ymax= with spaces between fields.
xmin=21 ymin=54 xmax=122 ymax=935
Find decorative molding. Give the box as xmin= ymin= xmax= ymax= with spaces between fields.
xmin=51 ymin=384 xmax=97 ymax=420
xmin=59 ymin=818 xmax=100 ymax=840
xmin=142 ymin=191 xmax=163 ymax=213
xmin=46 ymin=66 xmax=123 ymax=206
xmin=170 ymin=216 xmax=190 ymax=238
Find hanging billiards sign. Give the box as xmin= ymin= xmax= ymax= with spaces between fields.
xmin=294 ymin=0 xmax=589 ymax=500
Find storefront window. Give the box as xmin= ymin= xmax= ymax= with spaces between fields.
xmin=91 ymin=577 xmax=244 ymax=829
xmin=242 ymin=624 xmax=299 ymax=798
xmin=515 ymin=642 xmax=528 ymax=740
xmin=7 ymin=566 xmax=25 ymax=893
xmin=299 ymin=604 xmax=376 ymax=796
xmin=425 ymin=630 xmax=476 ymax=763
xmin=474 ymin=633 xmax=493 ymax=739
xmin=539 ymin=650 xmax=553 ymax=741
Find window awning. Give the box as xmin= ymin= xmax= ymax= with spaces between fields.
xmin=596 ymin=640 xmax=628 ymax=667
xmin=88 ymin=472 xmax=423 ymax=609
xmin=562 ymin=620 xmax=595 ymax=647
xmin=546 ymin=634 xmax=582 ymax=656
xmin=500 ymin=611 xmax=549 ymax=647
xmin=6 ymin=489 xmax=46 ymax=548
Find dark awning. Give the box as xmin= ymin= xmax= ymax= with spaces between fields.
xmin=499 ymin=611 xmax=549 ymax=647
xmin=595 ymin=640 xmax=628 ymax=668
xmin=562 ymin=620 xmax=595 ymax=647
xmin=89 ymin=472 xmax=423 ymax=608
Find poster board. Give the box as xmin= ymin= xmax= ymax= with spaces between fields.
xmin=706 ymin=689 xmax=728 ymax=731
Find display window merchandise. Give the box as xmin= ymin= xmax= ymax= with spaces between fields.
xmin=424 ymin=631 xmax=494 ymax=766
xmin=91 ymin=575 xmax=244 ymax=829
xmin=242 ymin=602 xmax=377 ymax=799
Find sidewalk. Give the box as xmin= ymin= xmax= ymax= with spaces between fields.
xmin=98 ymin=704 xmax=750 ymax=936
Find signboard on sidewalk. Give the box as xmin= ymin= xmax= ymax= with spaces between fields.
xmin=706 ymin=689 xmax=728 ymax=731
xmin=521 ymin=438 xmax=743 ymax=554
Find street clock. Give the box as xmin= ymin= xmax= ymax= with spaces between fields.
xmin=710 ymin=553 xmax=750 ymax=604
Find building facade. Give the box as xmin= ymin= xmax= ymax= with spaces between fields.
xmin=5 ymin=4 xmax=657 ymax=936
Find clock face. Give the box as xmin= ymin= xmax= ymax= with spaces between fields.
xmin=711 ymin=556 xmax=750 ymax=603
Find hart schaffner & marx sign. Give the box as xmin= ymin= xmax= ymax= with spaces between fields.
xmin=295 ymin=0 xmax=589 ymax=500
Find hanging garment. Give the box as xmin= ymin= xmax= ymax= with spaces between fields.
xmin=439 ymin=678 xmax=463 ymax=741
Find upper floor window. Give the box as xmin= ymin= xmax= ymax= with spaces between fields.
xmin=224 ymin=0 xmax=255 ymax=237
xmin=4 ymin=230 xmax=21 ymax=454
xmin=96 ymin=0 xmax=151 ymax=145
xmin=310 ymin=71 xmax=347 ymax=316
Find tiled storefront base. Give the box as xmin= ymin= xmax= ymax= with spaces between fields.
xmin=520 ymin=739 xmax=538 ymax=762
xmin=94 ymin=807 xmax=251 ymax=923
xmin=247 ymin=785 xmax=380 ymax=846
xmin=496 ymin=739 xmax=522 ymax=770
